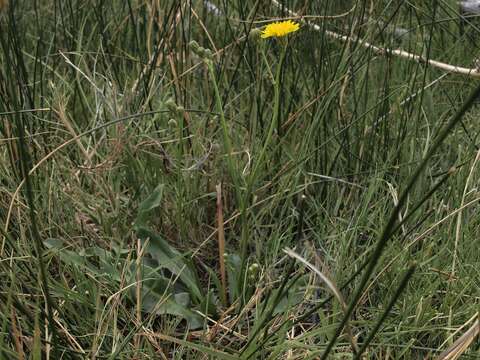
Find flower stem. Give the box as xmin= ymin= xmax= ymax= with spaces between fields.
xmin=246 ymin=42 xmax=287 ymax=198
xmin=239 ymin=42 xmax=288 ymax=286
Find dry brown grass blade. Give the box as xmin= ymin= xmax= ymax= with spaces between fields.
xmin=54 ymin=104 xmax=91 ymax=163
xmin=10 ymin=307 xmax=25 ymax=360
xmin=0 ymin=0 xmax=8 ymax=12
xmin=436 ymin=317 xmax=479 ymax=360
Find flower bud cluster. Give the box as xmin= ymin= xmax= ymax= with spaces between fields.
xmin=188 ymin=40 xmax=214 ymax=61
xmin=164 ymin=98 xmax=184 ymax=116
xmin=247 ymin=263 xmax=260 ymax=281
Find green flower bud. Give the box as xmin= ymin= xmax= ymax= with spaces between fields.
xmin=188 ymin=40 xmax=200 ymax=52
xmin=203 ymin=49 xmax=214 ymax=60
xmin=248 ymin=28 xmax=262 ymax=41
xmin=196 ymin=46 xmax=206 ymax=59
xmin=248 ymin=263 xmax=260 ymax=279
xmin=165 ymin=98 xmax=177 ymax=112
xmin=189 ymin=40 xmax=214 ymax=61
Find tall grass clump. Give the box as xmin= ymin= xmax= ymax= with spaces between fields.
xmin=0 ymin=0 xmax=479 ymax=358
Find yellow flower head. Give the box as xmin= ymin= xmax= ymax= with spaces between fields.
xmin=261 ymin=20 xmax=300 ymax=39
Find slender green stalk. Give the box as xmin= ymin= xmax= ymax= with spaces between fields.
xmin=238 ymin=41 xmax=289 ymax=289
xmin=249 ymin=41 xmax=287 ymax=186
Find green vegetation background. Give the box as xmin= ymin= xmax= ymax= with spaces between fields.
xmin=0 ymin=0 xmax=479 ymax=359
